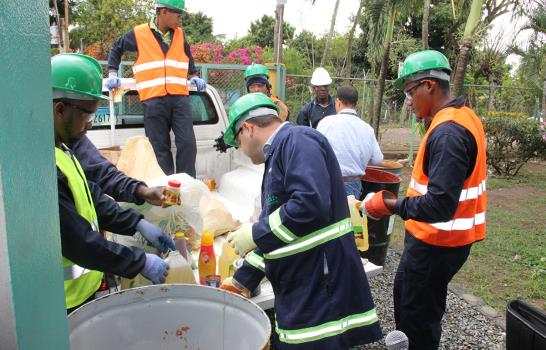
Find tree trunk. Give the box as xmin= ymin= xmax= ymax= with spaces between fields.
xmin=451 ymin=36 xmax=472 ymax=98
xmin=372 ymin=43 xmax=390 ymax=135
xmin=543 ymin=79 xmax=546 ymax=120
xmin=345 ymin=0 xmax=365 ymax=77
xmin=422 ymin=0 xmax=430 ymax=49
xmin=371 ymin=4 xmax=396 ymax=136
xmin=320 ymin=0 xmax=341 ymax=67
xmin=451 ymin=0 xmax=483 ymax=98
xmin=487 ymin=75 xmax=497 ymax=111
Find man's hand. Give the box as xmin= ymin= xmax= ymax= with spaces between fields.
xmin=136 ymin=219 xmax=176 ymax=253
xmin=190 ymin=76 xmax=207 ymax=91
xmin=137 ymin=185 xmax=165 ymax=206
xmin=141 ymin=253 xmax=169 ymax=284
xmin=227 ymin=223 xmax=256 ymax=256
xmin=220 ymin=277 xmax=250 ymax=298
xmin=106 ymin=71 xmax=121 ymax=90
xmin=359 ymin=190 xmax=397 ymax=220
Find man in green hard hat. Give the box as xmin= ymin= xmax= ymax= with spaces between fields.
xmin=52 ymin=53 xmax=176 ymax=313
xmin=107 ymin=0 xmax=206 ymax=176
xmin=219 ymin=93 xmax=382 ymax=349
xmin=359 ymin=50 xmax=487 ymax=349
xmin=244 ymin=62 xmax=290 ymax=122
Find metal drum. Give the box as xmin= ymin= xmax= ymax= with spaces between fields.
xmin=68 ymin=284 xmax=271 ymax=350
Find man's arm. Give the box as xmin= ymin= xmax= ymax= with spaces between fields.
xmin=296 ymin=103 xmax=310 ymax=126
xmin=368 ymin=125 xmax=384 ymax=165
xmin=58 ymin=172 xmax=145 ymax=279
xmin=395 ymin=122 xmax=477 ymax=222
xmin=108 ymin=29 xmax=137 ymax=72
xmin=71 ymin=136 xmax=146 ymax=204
xmin=88 ymin=180 xmax=143 ymax=236
xmin=183 ymin=31 xmax=197 ymax=77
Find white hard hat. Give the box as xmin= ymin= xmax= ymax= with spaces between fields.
xmin=310 ymin=67 xmax=332 ymax=86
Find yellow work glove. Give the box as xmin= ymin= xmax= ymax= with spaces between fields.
xmin=227 ymin=223 xmax=256 ymax=256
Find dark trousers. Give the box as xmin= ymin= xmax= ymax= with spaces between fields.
xmin=394 ymin=232 xmax=472 ymax=350
xmin=142 ymin=94 xmax=196 ymax=176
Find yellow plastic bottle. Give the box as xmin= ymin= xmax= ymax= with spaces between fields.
xmin=348 ymin=195 xmax=369 ymax=252
xmin=198 ymin=231 xmax=216 ymax=285
xmin=219 ymin=240 xmax=238 ymax=281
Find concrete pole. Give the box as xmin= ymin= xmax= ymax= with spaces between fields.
xmin=273 ymin=0 xmax=286 ymax=64
xmin=0 ymin=0 xmax=70 ymax=348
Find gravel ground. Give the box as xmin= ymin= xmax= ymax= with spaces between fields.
xmin=352 ymin=249 xmax=506 ymax=349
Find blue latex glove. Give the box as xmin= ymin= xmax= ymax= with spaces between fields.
xmin=190 ymin=76 xmax=207 ymax=91
xmin=136 ymin=219 xmax=176 ymax=254
xmin=141 ymin=253 xmax=169 ymax=284
xmin=106 ymin=72 xmax=121 ymax=90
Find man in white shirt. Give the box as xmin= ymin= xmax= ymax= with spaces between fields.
xmin=317 ymin=85 xmax=384 ymax=198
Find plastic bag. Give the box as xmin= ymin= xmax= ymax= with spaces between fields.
xmin=199 ymin=196 xmax=241 ymax=237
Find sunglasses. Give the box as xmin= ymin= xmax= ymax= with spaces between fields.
xmin=404 ymin=80 xmax=430 ymax=100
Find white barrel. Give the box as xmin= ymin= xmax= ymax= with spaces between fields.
xmin=68 ymin=284 xmax=271 ymax=350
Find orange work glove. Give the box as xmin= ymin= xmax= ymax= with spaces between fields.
xmin=360 ymin=190 xmax=397 ymax=220
xmin=220 ymin=277 xmax=250 ymax=298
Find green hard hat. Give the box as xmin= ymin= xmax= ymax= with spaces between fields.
xmin=156 ymin=0 xmax=185 ymax=11
xmin=51 ymin=53 xmax=107 ymax=100
xmin=394 ymin=50 xmax=452 ymax=89
xmin=223 ymin=93 xmax=279 ymax=147
xmin=244 ymin=63 xmax=270 ymax=80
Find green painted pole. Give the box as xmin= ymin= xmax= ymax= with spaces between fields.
xmin=0 ymin=1 xmax=70 ymax=348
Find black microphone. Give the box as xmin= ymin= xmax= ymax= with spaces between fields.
xmin=385 ymin=330 xmax=409 ymax=350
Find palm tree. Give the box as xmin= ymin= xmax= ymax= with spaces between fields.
xmin=367 ymin=0 xmax=398 ymax=135
xmin=320 ymin=0 xmax=342 ymax=67
xmin=451 ymin=0 xmax=484 ymax=98
xmin=345 ymin=0 xmax=365 ymax=77
xmin=422 ymin=0 xmax=431 ymax=49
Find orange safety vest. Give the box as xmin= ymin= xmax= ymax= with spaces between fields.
xmin=405 ymin=106 xmax=487 ymax=247
xmin=132 ymin=24 xmax=189 ymax=101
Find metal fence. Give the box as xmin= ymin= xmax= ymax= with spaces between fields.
xmin=99 ymin=61 xmax=543 ymax=124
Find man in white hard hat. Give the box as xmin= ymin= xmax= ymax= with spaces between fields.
xmin=296 ymin=67 xmax=336 ymax=128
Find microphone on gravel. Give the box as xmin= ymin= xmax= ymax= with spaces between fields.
xmin=385 ymin=330 xmax=409 ymax=350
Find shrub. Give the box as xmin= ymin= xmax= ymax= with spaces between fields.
xmin=483 ymin=116 xmax=546 ymax=176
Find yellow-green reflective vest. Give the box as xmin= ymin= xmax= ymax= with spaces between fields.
xmin=55 ymin=146 xmax=103 ymax=309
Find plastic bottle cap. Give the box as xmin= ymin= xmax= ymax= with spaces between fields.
xmin=175 ymin=231 xmax=185 ymax=239
xmin=168 ymin=180 xmax=181 ymax=188
xmin=201 ymin=231 xmax=214 ymax=245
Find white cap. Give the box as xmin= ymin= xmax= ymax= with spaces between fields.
xmin=310 ymin=67 xmax=332 ymax=86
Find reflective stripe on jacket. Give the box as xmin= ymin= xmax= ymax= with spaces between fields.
xmin=133 ymin=24 xmax=189 ymax=101
xmin=405 ymin=106 xmax=487 ymax=247
xmin=55 ymin=146 xmax=103 ymax=309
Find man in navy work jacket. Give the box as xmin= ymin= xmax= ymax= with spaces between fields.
xmin=219 ymin=93 xmax=382 ymax=349
xmin=51 ymin=53 xmax=175 ymax=314
xmin=106 ymin=0 xmax=206 ymax=176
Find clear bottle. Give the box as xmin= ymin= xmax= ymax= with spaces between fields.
xmin=218 ymin=240 xmax=238 ymax=281
xmin=198 ymin=231 xmax=216 ymax=285
xmin=348 ymin=195 xmax=369 ymax=252
xmin=164 ymin=250 xmax=196 ymax=284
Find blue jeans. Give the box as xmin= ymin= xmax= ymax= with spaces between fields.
xmin=344 ymin=180 xmax=362 ymax=199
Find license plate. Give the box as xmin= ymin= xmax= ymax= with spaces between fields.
xmin=93 ymin=107 xmax=112 ymax=126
